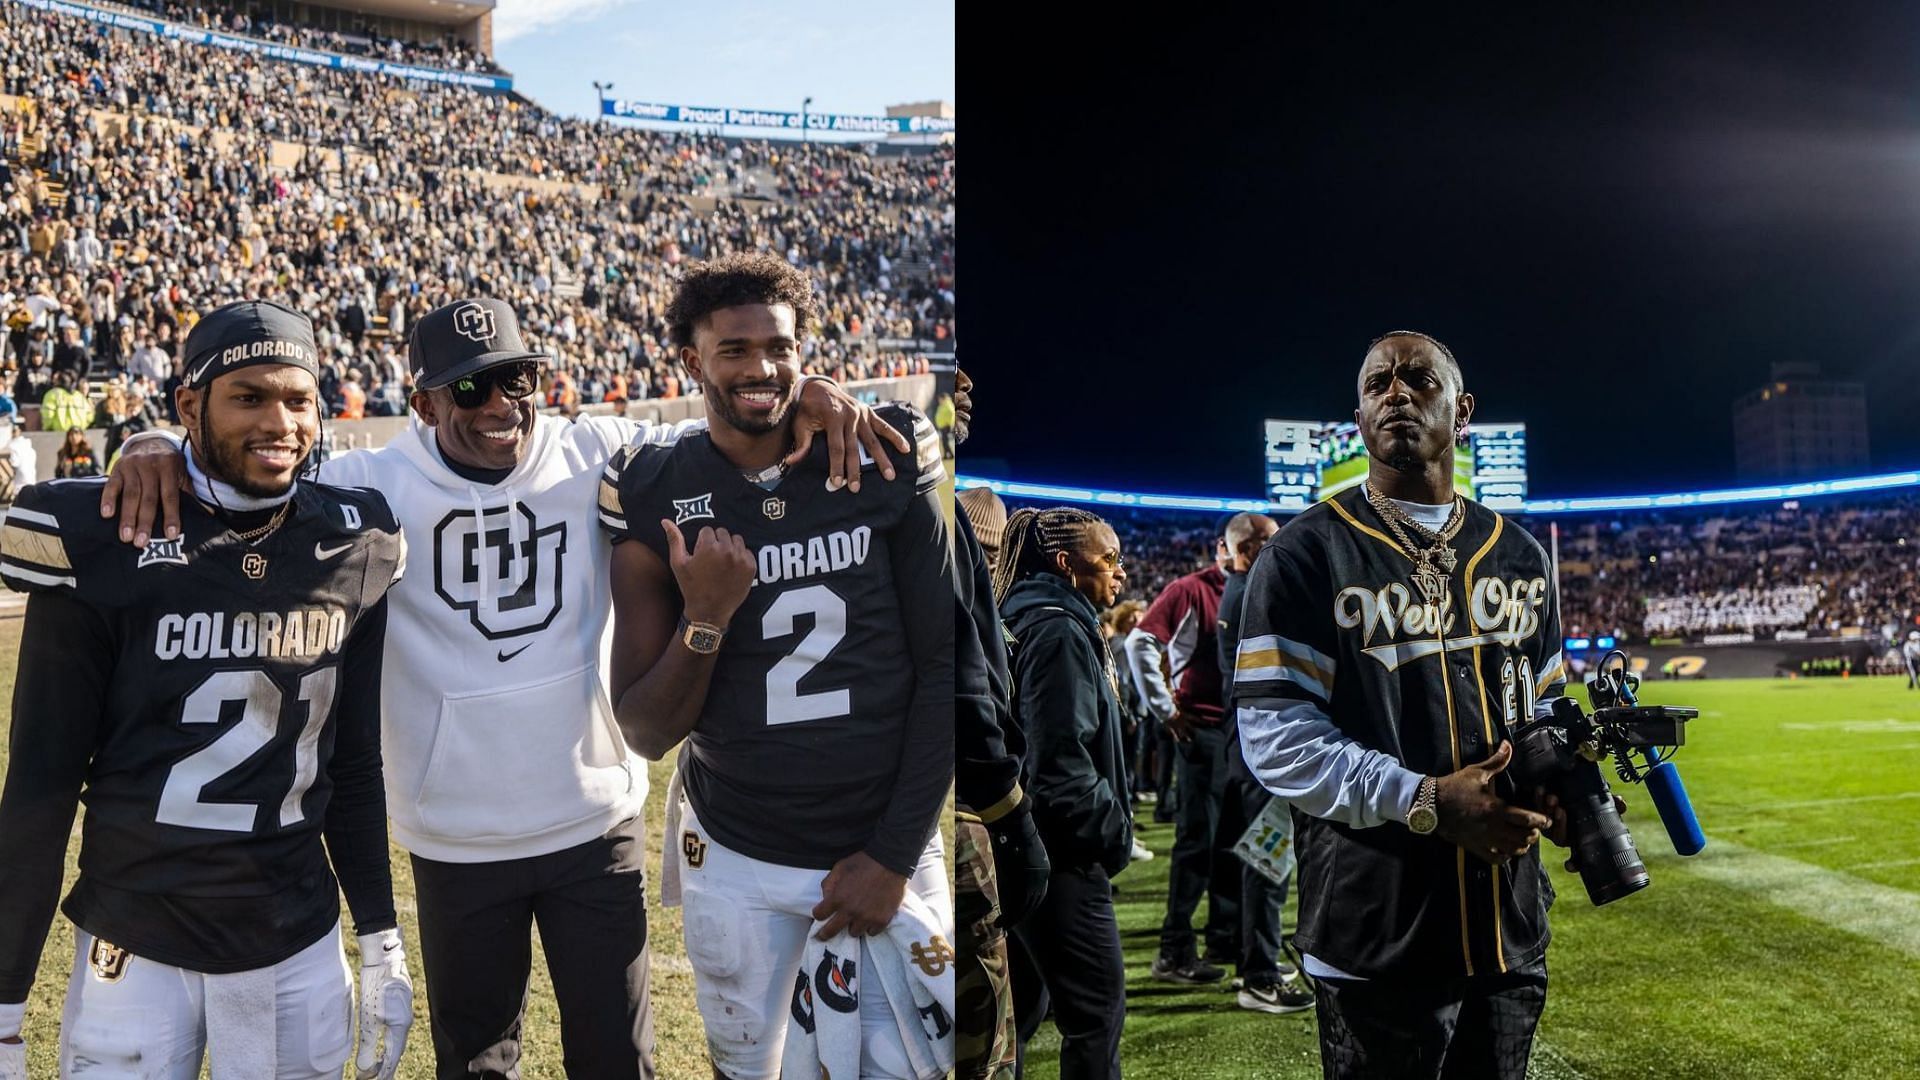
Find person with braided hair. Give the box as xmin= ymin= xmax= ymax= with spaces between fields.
xmin=997 ymin=506 xmax=1133 ymax=1080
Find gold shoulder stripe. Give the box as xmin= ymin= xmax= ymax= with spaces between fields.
xmin=1464 ymin=512 xmax=1504 ymax=584
xmin=1 ymin=523 xmax=71 ymax=570
xmin=1325 ymin=496 xmax=1411 ymax=564
xmin=598 ymin=478 xmax=623 ymax=515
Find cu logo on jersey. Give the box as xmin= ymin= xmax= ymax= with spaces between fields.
xmin=452 ymin=302 xmax=496 ymax=343
xmin=432 ymin=505 xmax=567 ymax=640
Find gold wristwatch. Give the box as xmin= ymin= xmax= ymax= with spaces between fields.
xmin=680 ymin=617 xmax=726 ymax=655
xmin=1406 ymin=775 xmax=1439 ymax=835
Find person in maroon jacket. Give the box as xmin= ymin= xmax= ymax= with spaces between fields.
xmin=1124 ymin=523 xmax=1239 ymax=984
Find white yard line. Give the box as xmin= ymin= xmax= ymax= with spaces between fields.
xmin=1680 ymin=840 xmax=1920 ymax=960
xmin=1840 ymin=857 xmax=1920 ymax=872
xmin=1768 ymin=835 xmax=1857 ymax=850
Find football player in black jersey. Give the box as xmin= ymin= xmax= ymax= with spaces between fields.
xmin=0 ymin=301 xmax=414 ymax=1079
xmin=602 ymin=255 xmax=955 ymax=1080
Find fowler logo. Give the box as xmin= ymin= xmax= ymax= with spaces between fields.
xmin=452 ymin=302 xmax=496 ymax=343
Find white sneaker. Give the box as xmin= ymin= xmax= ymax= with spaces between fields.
xmin=1130 ymin=838 xmax=1154 ymax=862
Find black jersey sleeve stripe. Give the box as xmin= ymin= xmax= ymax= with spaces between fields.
xmin=0 ymin=561 xmax=76 ymax=591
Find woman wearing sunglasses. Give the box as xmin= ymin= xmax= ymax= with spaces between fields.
xmin=992 ymin=505 xmax=1135 ymax=1080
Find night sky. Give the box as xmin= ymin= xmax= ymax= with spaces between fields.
xmin=965 ymin=7 xmax=1920 ymax=498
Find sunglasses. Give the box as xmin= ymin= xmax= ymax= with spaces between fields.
xmin=1095 ymin=550 xmax=1127 ymax=571
xmin=448 ymin=361 xmax=539 ymax=409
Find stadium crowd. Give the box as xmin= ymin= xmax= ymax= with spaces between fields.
xmin=0 ymin=0 xmax=954 ymax=422
xmin=1547 ymin=497 xmax=1920 ymax=642
xmin=1000 ymin=495 xmax=1920 ymax=647
xmin=133 ymin=0 xmax=505 ymax=75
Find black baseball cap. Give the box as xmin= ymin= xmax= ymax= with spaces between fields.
xmin=181 ymin=300 xmax=319 ymax=390
xmin=409 ymin=298 xmax=548 ymax=390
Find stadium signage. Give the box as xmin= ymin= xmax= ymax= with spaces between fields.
xmin=603 ymin=98 xmax=954 ymax=135
xmin=14 ymin=0 xmax=514 ymax=91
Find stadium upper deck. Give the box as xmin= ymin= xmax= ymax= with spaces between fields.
xmin=0 ymin=0 xmax=953 ymax=417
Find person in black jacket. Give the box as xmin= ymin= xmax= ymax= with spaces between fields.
xmin=995 ymin=505 xmax=1133 ymax=1080
xmin=1214 ymin=511 xmax=1315 ymax=1014
xmin=953 ymin=368 xmax=1050 ymax=1080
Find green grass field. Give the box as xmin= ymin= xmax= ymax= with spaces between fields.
xmin=1023 ymin=676 xmax=1920 ymax=1079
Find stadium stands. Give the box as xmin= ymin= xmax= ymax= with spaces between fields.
xmin=136 ymin=1 xmax=505 ymax=75
xmin=994 ymin=492 xmax=1920 ymax=649
xmin=0 ymin=0 xmax=954 ymax=418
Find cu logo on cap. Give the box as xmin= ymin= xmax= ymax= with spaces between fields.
xmin=453 ymin=303 xmax=497 ymax=344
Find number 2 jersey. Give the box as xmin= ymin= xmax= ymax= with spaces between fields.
xmin=601 ymin=402 xmax=955 ymax=877
xmin=0 ymin=476 xmax=405 ymax=999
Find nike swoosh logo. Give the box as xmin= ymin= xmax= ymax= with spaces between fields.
xmin=382 ymin=941 xmax=401 ymax=953
xmin=497 ymin=644 xmax=532 ymax=662
xmin=314 ymin=541 xmax=353 ymax=561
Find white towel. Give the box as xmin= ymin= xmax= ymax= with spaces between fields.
xmin=780 ymin=889 xmax=956 ymax=1080
xmin=659 ymin=750 xmax=688 ymax=908
xmin=869 ymin=890 xmax=957 ymax=1080
xmin=203 ymin=964 xmax=276 ymax=1080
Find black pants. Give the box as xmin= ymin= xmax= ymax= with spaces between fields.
xmin=1010 ymin=864 xmax=1125 ymax=1080
xmin=1159 ymin=724 xmax=1239 ymax=961
xmin=412 ymin=816 xmax=656 ymax=1079
xmin=1314 ymin=957 xmax=1548 ymax=1080
xmin=1148 ymin=718 xmax=1176 ymax=817
xmin=1218 ymin=732 xmax=1288 ymax=987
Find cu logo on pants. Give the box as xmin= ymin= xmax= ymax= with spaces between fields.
xmin=432 ymin=505 xmax=568 ymax=640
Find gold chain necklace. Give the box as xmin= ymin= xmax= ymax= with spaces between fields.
xmin=1363 ymin=481 xmax=1465 ymax=605
xmin=229 ymin=499 xmax=292 ymax=544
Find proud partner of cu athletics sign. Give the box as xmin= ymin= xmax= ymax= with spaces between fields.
xmin=602 ymin=98 xmax=953 ymax=135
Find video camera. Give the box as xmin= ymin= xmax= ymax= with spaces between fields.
xmin=1508 ymin=650 xmax=1704 ymax=906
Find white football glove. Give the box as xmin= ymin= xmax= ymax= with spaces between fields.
xmin=354 ymin=929 xmax=414 ymax=1080
xmin=0 ymin=1000 xmax=26 ymax=1080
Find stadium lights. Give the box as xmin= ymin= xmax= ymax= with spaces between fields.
xmin=954 ymin=468 xmax=1920 ymax=516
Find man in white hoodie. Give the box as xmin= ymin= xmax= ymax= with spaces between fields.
xmin=103 ymin=296 xmax=909 ymax=1079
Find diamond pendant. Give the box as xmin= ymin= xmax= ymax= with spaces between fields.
xmin=1436 ymin=546 xmax=1458 ymax=573
xmin=1413 ymin=566 xmax=1448 ymax=605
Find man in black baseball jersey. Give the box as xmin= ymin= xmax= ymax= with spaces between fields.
xmin=0 ymin=300 xmax=413 ymax=1079
xmin=602 ymin=254 xmax=954 ymax=1079
xmin=1234 ymin=331 xmax=1566 ymax=1080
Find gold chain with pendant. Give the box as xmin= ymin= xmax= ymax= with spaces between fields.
xmin=1363 ymin=481 xmax=1466 ymax=605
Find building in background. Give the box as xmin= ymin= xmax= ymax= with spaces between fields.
xmin=1732 ymin=361 xmax=1870 ymax=481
